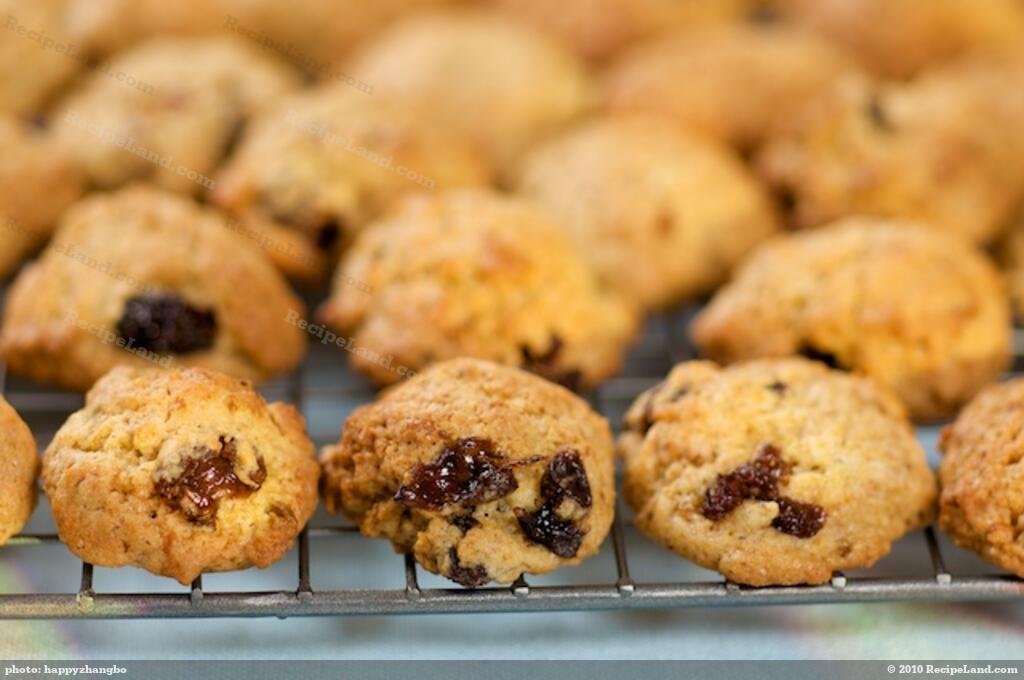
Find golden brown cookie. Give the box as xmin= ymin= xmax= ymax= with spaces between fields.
xmin=939 ymin=379 xmax=1024 ymax=578
xmin=1 ymin=185 xmax=307 ymax=391
xmin=756 ymin=72 xmax=1023 ymax=244
xmin=346 ymin=10 xmax=594 ymax=169
xmin=692 ymin=218 xmax=1011 ymax=422
xmin=486 ymin=0 xmax=764 ymax=62
xmin=0 ymin=115 xmax=83 ymax=279
xmin=64 ymin=0 xmax=227 ymax=56
xmin=778 ymin=0 xmax=1024 ymax=78
xmin=0 ymin=0 xmax=81 ymax=116
xmin=42 ymin=366 xmax=320 ymax=584
xmin=317 ymin=189 xmax=638 ymax=389
xmin=621 ymin=358 xmax=937 ymax=586
xmin=602 ymin=23 xmax=858 ymax=150
xmin=213 ymin=84 xmax=492 ymax=282
xmin=0 ymin=396 xmax=38 ymax=546
xmin=321 ymin=358 xmax=616 ymax=587
xmin=514 ymin=115 xmax=779 ymax=310
xmin=51 ymin=35 xmax=301 ymax=195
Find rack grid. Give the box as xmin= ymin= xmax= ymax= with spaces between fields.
xmin=2 ymin=307 xmax=1023 ymax=620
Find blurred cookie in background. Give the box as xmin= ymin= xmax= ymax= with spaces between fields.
xmin=757 ymin=71 xmax=1024 ymax=244
xmin=514 ymin=115 xmax=779 ymax=311
xmin=213 ymin=85 xmax=493 ymax=282
xmin=692 ymin=218 xmax=1011 ymax=422
xmin=602 ymin=23 xmax=858 ymax=152
xmin=620 ymin=358 xmax=936 ymax=586
xmin=1 ymin=185 xmax=307 ymax=391
xmin=0 ymin=115 xmax=83 ymax=279
xmin=317 ymin=189 xmax=638 ymax=389
xmin=486 ymin=0 xmax=766 ymax=62
xmin=775 ymin=0 xmax=1024 ymax=78
xmin=0 ymin=0 xmax=82 ymax=116
xmin=51 ymin=35 xmax=301 ymax=196
xmin=346 ymin=10 xmax=594 ymax=170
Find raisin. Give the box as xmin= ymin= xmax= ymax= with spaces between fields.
xmin=701 ymin=444 xmax=826 ymax=538
xmin=155 ymin=438 xmax=266 ymax=525
xmin=395 ymin=438 xmax=517 ymax=511
xmin=315 ymin=220 xmax=341 ymax=250
xmin=514 ymin=504 xmax=584 ymax=559
xmin=450 ymin=514 xmax=480 ymax=532
xmin=117 ymin=294 xmax=216 ymax=355
xmin=521 ymin=337 xmax=583 ymax=391
xmin=772 ymin=497 xmax=827 ymax=538
xmin=541 ymin=451 xmax=592 ymax=508
xmin=447 ymin=547 xmax=490 ymax=588
xmin=766 ymin=381 xmax=787 ymax=394
xmin=797 ymin=345 xmax=844 ymax=370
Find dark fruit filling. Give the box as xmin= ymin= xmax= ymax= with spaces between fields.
xmin=515 ymin=451 xmax=592 ymax=558
xmin=447 ymin=547 xmax=490 ymax=588
xmin=395 ymin=438 xmax=518 ymax=511
xmin=701 ymin=443 xmax=825 ymax=538
xmin=866 ymin=95 xmax=893 ymax=132
xmin=520 ymin=336 xmax=583 ymax=392
xmin=771 ymin=497 xmax=827 ymax=538
xmin=155 ymin=437 xmax=266 ymax=525
xmin=797 ymin=345 xmax=844 ymax=370
xmin=117 ymin=294 xmax=217 ymax=355
xmin=766 ymin=381 xmax=788 ymax=394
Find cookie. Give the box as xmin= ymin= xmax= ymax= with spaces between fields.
xmin=938 ymin=379 xmax=1024 ymax=578
xmin=756 ymin=72 xmax=1022 ymax=244
xmin=63 ymin=0 xmax=227 ymax=56
xmin=213 ymin=84 xmax=492 ymax=282
xmin=513 ymin=115 xmax=779 ymax=310
xmin=692 ymin=218 xmax=1011 ymax=422
xmin=486 ymin=0 xmax=763 ymax=62
xmin=621 ymin=358 xmax=937 ymax=586
xmin=602 ymin=23 xmax=857 ymax=150
xmin=320 ymin=358 xmax=616 ymax=587
xmin=0 ymin=115 xmax=84 ymax=279
xmin=317 ymin=189 xmax=638 ymax=389
xmin=219 ymin=0 xmax=455 ymax=74
xmin=42 ymin=366 xmax=320 ymax=584
xmin=346 ymin=10 xmax=594 ymax=169
xmin=51 ymin=35 xmax=301 ymax=195
xmin=778 ymin=0 xmax=1024 ymax=78
xmin=0 ymin=0 xmax=81 ymax=116
xmin=1 ymin=184 xmax=307 ymax=391
xmin=0 ymin=396 xmax=38 ymax=546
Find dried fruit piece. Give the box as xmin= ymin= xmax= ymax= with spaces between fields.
xmin=155 ymin=438 xmax=266 ymax=525
xmin=395 ymin=438 xmax=517 ymax=511
xmin=117 ymin=294 xmax=217 ymax=355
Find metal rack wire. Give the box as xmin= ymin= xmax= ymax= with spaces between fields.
xmin=1 ymin=309 xmax=1023 ymax=620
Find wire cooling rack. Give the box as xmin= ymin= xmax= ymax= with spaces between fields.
xmin=1 ymin=303 xmax=1023 ymax=620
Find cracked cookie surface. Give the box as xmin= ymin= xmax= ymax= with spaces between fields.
xmin=692 ymin=218 xmax=1011 ymax=422
xmin=41 ymin=366 xmax=320 ymax=584
xmin=620 ymin=358 xmax=936 ymax=586
xmin=317 ymin=189 xmax=638 ymax=389
xmin=1 ymin=184 xmax=307 ymax=390
xmin=939 ymin=379 xmax=1024 ymax=578
xmin=0 ymin=396 xmax=38 ymax=546
xmin=320 ymin=358 xmax=616 ymax=587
